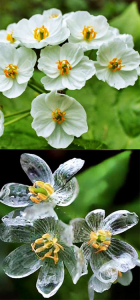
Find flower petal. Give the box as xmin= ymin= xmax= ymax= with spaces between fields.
xmin=88 ymin=275 xmax=111 ymax=298
xmin=57 ymin=220 xmax=73 ymax=246
xmin=41 ymin=75 xmax=64 ymax=91
xmin=51 ymin=177 xmax=79 ymax=206
xmin=103 ymin=210 xmax=139 ymax=235
xmin=36 ymin=259 xmax=64 ymax=298
xmin=117 ymin=270 xmax=133 ymax=286
xmin=85 ymin=209 xmax=105 ymax=231
xmin=2 ymin=244 xmax=41 ymax=278
xmin=3 ymin=80 xmax=27 ymax=98
xmin=0 ymin=75 xmax=13 ymax=92
xmin=33 ymin=217 xmax=57 ymax=237
xmin=0 ymin=183 xmax=30 ymax=207
xmin=60 ymin=43 xmax=84 ymax=67
xmin=0 ymin=222 xmax=35 ymax=243
xmin=20 ymin=153 xmax=54 ymax=185
xmin=47 ymin=125 xmax=74 ymax=149
xmin=70 ymin=218 xmax=90 ymax=243
xmin=31 ymin=111 xmax=55 ymax=138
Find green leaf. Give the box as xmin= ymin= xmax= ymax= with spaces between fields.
xmin=73 ymin=138 xmax=108 ymax=149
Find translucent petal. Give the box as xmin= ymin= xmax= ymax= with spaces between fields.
xmin=96 ymin=260 xmax=119 ymax=283
xmin=136 ymin=259 xmax=140 ymax=267
xmin=20 ymin=153 xmax=54 ymax=185
xmin=90 ymin=247 xmax=111 ymax=275
xmin=51 ymin=177 xmax=79 ymax=206
xmin=3 ymin=244 xmax=41 ymax=278
xmin=33 ymin=217 xmax=57 ymax=237
xmin=57 ymin=221 xmax=73 ymax=246
xmin=0 ymin=183 xmax=30 ymax=207
xmin=53 ymin=158 xmax=84 ymax=190
xmin=103 ymin=210 xmax=139 ymax=235
xmin=0 ymin=222 xmax=35 ymax=243
xmin=85 ymin=210 xmax=105 ymax=232
xmin=88 ymin=275 xmax=111 ymax=297
xmin=117 ymin=270 xmax=133 ymax=286
xmin=70 ymin=218 xmax=91 ymax=243
xmin=36 ymin=259 xmax=64 ymax=298
xmin=81 ymin=242 xmax=92 ymax=261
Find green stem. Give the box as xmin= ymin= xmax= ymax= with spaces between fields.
xmin=4 ymin=112 xmax=30 ymax=126
xmin=5 ymin=109 xmax=30 ymax=118
xmin=28 ymin=82 xmax=43 ymax=94
xmin=30 ymin=77 xmax=47 ymax=93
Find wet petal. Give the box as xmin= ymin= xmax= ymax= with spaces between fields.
xmin=88 ymin=274 xmax=111 ymax=299
xmin=0 ymin=222 xmax=35 ymax=243
xmin=51 ymin=177 xmax=79 ymax=206
xmin=85 ymin=209 xmax=105 ymax=231
xmin=33 ymin=217 xmax=57 ymax=237
xmin=57 ymin=220 xmax=73 ymax=246
xmin=103 ymin=210 xmax=138 ymax=235
xmin=0 ymin=183 xmax=30 ymax=207
xmin=53 ymin=158 xmax=84 ymax=190
xmin=118 ymin=270 xmax=133 ymax=286
xmin=20 ymin=153 xmax=54 ymax=185
xmin=36 ymin=259 xmax=64 ymax=298
xmin=81 ymin=242 xmax=92 ymax=261
xmin=70 ymin=218 xmax=91 ymax=243
xmin=2 ymin=244 xmax=41 ymax=278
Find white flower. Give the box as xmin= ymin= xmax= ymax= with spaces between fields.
xmin=66 ymin=11 xmax=114 ymax=51
xmin=62 ymin=12 xmax=74 ymax=26
xmin=0 ymin=23 xmax=20 ymax=48
xmin=0 ymin=110 xmax=4 ymax=136
xmin=94 ymin=38 xmax=140 ymax=89
xmin=13 ymin=14 xmax=70 ymax=49
xmin=109 ymin=26 xmax=134 ymax=48
xmin=38 ymin=43 xmax=95 ymax=91
xmin=0 ymin=44 xmax=36 ymax=98
xmin=43 ymin=8 xmax=62 ymax=20
xmin=31 ymin=91 xmax=88 ymax=148
xmin=137 ymin=66 xmax=140 ymax=75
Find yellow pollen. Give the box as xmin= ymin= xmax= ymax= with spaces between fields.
xmin=108 ymin=58 xmax=125 ymax=72
xmin=56 ymin=59 xmax=72 ymax=75
xmin=87 ymin=229 xmax=112 ymax=254
xmin=52 ymin=108 xmax=66 ymax=124
xmin=6 ymin=31 xmax=16 ymax=43
xmin=82 ymin=26 xmax=97 ymax=41
xmin=34 ymin=25 xmax=49 ymax=42
xmin=29 ymin=181 xmax=54 ymax=204
xmin=118 ymin=271 xmax=122 ymax=277
xmin=31 ymin=233 xmax=64 ymax=263
xmin=4 ymin=64 xmax=18 ymax=79
xmin=49 ymin=14 xmax=58 ymax=19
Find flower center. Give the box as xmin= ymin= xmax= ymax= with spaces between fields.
xmin=6 ymin=32 xmax=16 ymax=43
xmin=34 ymin=25 xmax=49 ymax=42
xmin=29 ymin=181 xmax=54 ymax=204
xmin=4 ymin=64 xmax=18 ymax=78
xmin=108 ymin=58 xmax=125 ymax=72
xmin=49 ymin=14 xmax=58 ymax=19
xmin=87 ymin=229 xmax=112 ymax=254
xmin=56 ymin=60 xmax=72 ymax=75
xmin=82 ymin=26 xmax=97 ymax=41
xmin=52 ymin=108 xmax=66 ymax=124
xmin=31 ymin=233 xmax=64 ymax=263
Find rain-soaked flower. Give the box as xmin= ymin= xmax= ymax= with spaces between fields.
xmin=0 ymin=216 xmax=87 ymax=298
xmin=0 ymin=110 xmax=4 ymax=137
xmin=0 ymin=153 xmax=84 ymax=224
xmin=0 ymin=45 xmax=36 ymax=98
xmin=31 ymin=91 xmax=88 ymax=149
xmin=38 ymin=43 xmax=95 ymax=91
xmin=94 ymin=38 xmax=140 ymax=89
xmin=71 ymin=209 xmax=139 ymax=277
xmin=0 ymin=23 xmax=20 ymax=47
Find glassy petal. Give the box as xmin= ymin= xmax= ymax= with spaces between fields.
xmin=51 ymin=177 xmax=79 ymax=206
xmin=103 ymin=210 xmax=139 ymax=235
xmin=57 ymin=220 xmax=73 ymax=246
xmin=118 ymin=270 xmax=133 ymax=286
xmin=0 ymin=222 xmax=35 ymax=243
xmin=85 ymin=210 xmax=105 ymax=231
xmin=88 ymin=275 xmax=111 ymax=297
xmin=36 ymin=259 xmax=64 ymax=298
xmin=0 ymin=183 xmax=30 ymax=207
xmin=3 ymin=244 xmax=41 ymax=278
xmin=81 ymin=242 xmax=92 ymax=261
xmin=70 ymin=218 xmax=90 ymax=243
xmin=33 ymin=217 xmax=57 ymax=237
xmin=20 ymin=153 xmax=54 ymax=185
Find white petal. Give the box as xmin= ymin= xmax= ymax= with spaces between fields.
xmin=31 ymin=111 xmax=56 ymax=138
xmin=62 ymin=72 xmax=85 ymax=90
xmin=41 ymin=75 xmax=64 ymax=91
xmin=0 ymin=75 xmax=13 ymax=92
xmin=3 ymin=80 xmax=27 ymax=98
xmin=72 ymin=56 xmax=95 ymax=79
xmin=117 ymin=270 xmax=133 ymax=286
xmin=0 ymin=183 xmax=30 ymax=207
xmin=85 ymin=209 xmax=105 ymax=231
xmin=0 ymin=110 xmax=4 ymax=136
xmin=51 ymin=177 xmax=79 ymax=206
xmin=47 ymin=125 xmax=74 ymax=149
xmin=60 ymin=43 xmax=84 ymax=67
xmin=31 ymin=93 xmax=52 ymax=117
xmin=88 ymin=275 xmax=111 ymax=296
xmin=16 ymin=47 xmax=36 ymax=67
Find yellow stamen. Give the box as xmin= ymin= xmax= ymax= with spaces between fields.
xmin=108 ymin=58 xmax=125 ymax=72
xmin=29 ymin=181 xmax=54 ymax=204
xmin=87 ymin=229 xmax=112 ymax=254
xmin=4 ymin=64 xmax=18 ymax=79
xmin=56 ymin=59 xmax=72 ymax=75
xmin=52 ymin=108 xmax=66 ymax=124
xmin=118 ymin=271 xmax=122 ymax=277
xmin=34 ymin=25 xmax=49 ymax=42
xmin=82 ymin=26 xmax=97 ymax=41
xmin=31 ymin=233 xmax=64 ymax=263
xmin=6 ymin=32 xmax=16 ymax=43
xmin=49 ymin=14 xmax=58 ymax=19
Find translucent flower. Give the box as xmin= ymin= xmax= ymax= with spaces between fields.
xmin=0 ymin=153 xmax=84 ymax=224
xmin=31 ymin=91 xmax=88 ymax=148
xmin=71 ymin=209 xmax=138 ymax=276
xmin=0 ymin=44 xmax=36 ymax=98
xmin=38 ymin=43 xmax=95 ymax=91
xmin=0 ymin=23 xmax=20 ymax=47
xmin=109 ymin=26 xmax=134 ymax=48
xmin=0 ymin=110 xmax=4 ymax=137
xmin=0 ymin=216 xmax=87 ymax=298
xmin=94 ymin=38 xmax=140 ymax=89
xmin=13 ymin=14 xmax=70 ymax=49
xmin=66 ymin=11 xmax=114 ymax=51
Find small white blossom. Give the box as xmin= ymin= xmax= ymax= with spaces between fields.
xmin=0 ymin=44 xmax=36 ymax=98
xmin=13 ymin=14 xmax=70 ymax=49
xmin=0 ymin=23 xmax=20 ymax=47
xmin=0 ymin=110 xmax=4 ymax=137
xmin=43 ymin=8 xmax=62 ymax=20
xmin=109 ymin=26 xmax=134 ymax=48
xmin=94 ymin=38 xmax=140 ymax=89
xmin=31 ymin=91 xmax=88 ymax=148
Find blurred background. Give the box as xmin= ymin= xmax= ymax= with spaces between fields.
xmin=0 ymin=149 xmax=139 ymax=300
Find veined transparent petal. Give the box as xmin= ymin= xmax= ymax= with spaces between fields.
xmin=0 ymin=222 xmax=35 ymax=243
xmin=88 ymin=275 xmax=111 ymax=298
xmin=20 ymin=153 xmax=54 ymax=185
xmin=33 ymin=217 xmax=57 ymax=238
xmin=90 ymin=248 xmax=111 ymax=275
xmin=70 ymin=218 xmax=91 ymax=243
xmin=117 ymin=270 xmax=133 ymax=286
xmin=96 ymin=260 xmax=119 ymax=283
xmin=0 ymin=183 xmax=30 ymax=207
xmin=51 ymin=177 xmax=79 ymax=206
xmin=53 ymin=158 xmax=84 ymax=190
xmin=81 ymin=242 xmax=92 ymax=261
xmin=85 ymin=209 xmax=105 ymax=232
xmin=57 ymin=220 xmax=73 ymax=246
xmin=3 ymin=244 xmax=41 ymax=278
xmin=103 ymin=210 xmax=139 ymax=235
xmin=36 ymin=259 xmax=64 ymax=298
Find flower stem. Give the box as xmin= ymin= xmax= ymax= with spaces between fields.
xmin=4 ymin=109 xmax=30 ymax=118
xmin=28 ymin=82 xmax=43 ymax=94
xmin=4 ymin=112 xmax=30 ymax=126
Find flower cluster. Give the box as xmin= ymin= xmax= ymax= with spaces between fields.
xmin=0 ymin=153 xmax=139 ymax=299
xmin=0 ymin=8 xmax=140 ymax=148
